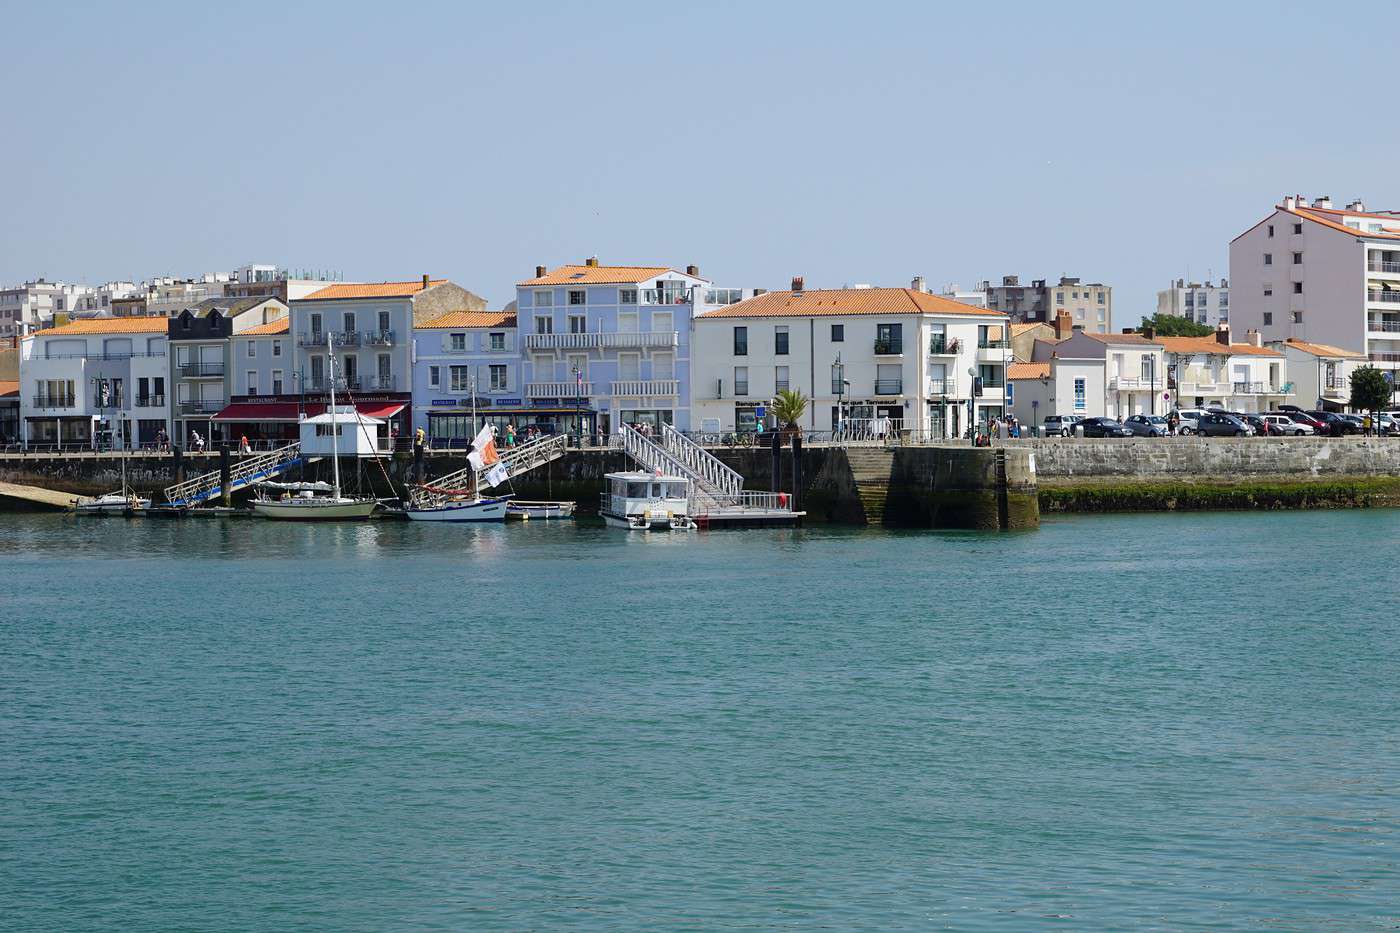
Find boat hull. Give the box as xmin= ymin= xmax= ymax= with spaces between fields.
xmin=600 ymin=509 xmax=694 ymax=531
xmin=505 ymin=501 xmax=576 ymax=521
xmin=405 ymin=497 xmax=509 ymax=522
xmin=250 ymin=498 xmax=379 ymax=520
xmin=73 ymin=496 xmax=151 ymax=516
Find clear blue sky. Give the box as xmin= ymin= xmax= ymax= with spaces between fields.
xmin=3 ymin=1 xmax=1394 ymax=318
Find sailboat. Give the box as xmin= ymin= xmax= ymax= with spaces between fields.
xmin=73 ymin=440 xmax=149 ymax=515
xmin=405 ymin=378 xmax=511 ymax=522
xmin=250 ymin=336 xmax=379 ymax=521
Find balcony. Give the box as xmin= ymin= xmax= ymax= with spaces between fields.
xmin=1231 ymin=381 xmax=1270 ymax=394
xmin=642 ymin=288 xmax=692 ymax=305
xmin=364 ymin=375 xmax=397 ymax=391
xmin=1368 ymin=260 xmax=1400 ymax=274
xmin=874 ymin=379 xmax=904 ymax=395
xmin=92 ymin=394 xmax=126 ymax=409
xmin=977 ymin=338 xmax=1009 ymax=349
xmin=177 ymin=361 xmax=224 ymax=378
xmin=526 ymin=381 xmax=594 ymax=398
xmin=31 ymin=394 xmax=76 ymax=409
xmin=1107 ymin=376 xmax=1157 ymax=390
xmin=297 ymin=331 xmax=326 ymax=348
xmin=362 ymin=330 xmax=396 ymax=346
xmin=136 ymin=394 xmax=166 ymax=407
xmin=1369 ymin=352 xmax=1400 ymax=365
xmin=873 ymin=339 xmax=903 ymax=356
xmin=928 ymin=336 xmax=962 ymax=355
xmin=523 ymin=331 xmax=678 ymax=351
xmin=977 ymin=380 xmax=1004 ymax=393
xmin=1367 ymin=319 xmax=1400 ymax=334
xmin=611 ymin=379 xmax=680 ymax=397
xmin=179 ymin=398 xmax=225 ymax=415
xmin=1367 ymin=290 xmax=1400 ymax=304
xmin=927 ymin=378 xmax=959 ymax=395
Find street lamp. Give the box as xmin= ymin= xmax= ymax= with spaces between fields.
xmin=967 ymin=365 xmax=978 ymax=444
xmin=571 ymin=364 xmax=583 ymax=444
xmin=831 ymin=353 xmax=845 ymax=436
xmin=89 ymin=372 xmax=106 ymax=451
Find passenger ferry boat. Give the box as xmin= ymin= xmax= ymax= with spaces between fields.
xmin=599 ymin=471 xmax=694 ymax=531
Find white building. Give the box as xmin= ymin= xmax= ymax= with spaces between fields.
xmin=691 ymin=283 xmax=1011 ymax=437
xmin=1048 ymin=277 xmax=1113 ymax=334
xmin=1007 ymin=358 xmax=1106 ymax=424
xmin=1157 ymin=278 xmax=1229 ymax=328
xmin=1031 ymin=330 xmax=1165 ymax=418
xmin=1230 ymin=194 xmax=1400 ymax=402
xmin=19 ymin=317 xmax=170 ymax=449
xmin=1158 ymin=329 xmax=1290 ymax=412
xmin=1 ymin=279 xmax=71 ymax=336
xmin=1268 ymin=337 xmax=1368 ymax=412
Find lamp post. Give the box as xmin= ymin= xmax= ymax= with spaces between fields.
xmin=89 ymin=372 xmax=105 ymax=451
xmin=968 ymin=365 xmax=977 ymax=445
xmin=572 ymin=364 xmax=582 ymax=445
xmin=832 ymin=353 xmax=845 ymax=437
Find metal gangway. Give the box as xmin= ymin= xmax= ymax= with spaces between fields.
xmin=409 ymin=433 xmax=569 ymax=507
xmin=620 ymin=424 xmax=742 ymax=511
xmin=163 ymin=443 xmax=304 ymax=508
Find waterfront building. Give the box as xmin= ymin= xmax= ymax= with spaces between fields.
xmin=1268 ymin=337 xmax=1367 ymax=412
xmin=1158 ymin=327 xmax=1290 ymax=412
xmin=18 ymin=317 xmax=170 ymax=449
xmin=1 ymin=279 xmax=74 ymax=336
xmin=1230 ymin=194 xmax=1400 ymax=399
xmin=983 ymin=275 xmax=1048 ymax=323
xmin=167 ymin=297 xmax=287 ymax=446
xmin=1006 ymin=358 xmax=1106 ymax=424
xmin=1157 ymin=278 xmax=1229 ymax=328
xmin=516 ymin=260 xmax=712 ymax=434
xmin=1031 ymin=328 xmax=1164 ymax=418
xmin=411 ymin=310 xmax=520 ymax=441
xmin=223 ymin=265 xmax=349 ymax=302
xmin=1010 ymin=321 xmax=1055 ymax=362
xmin=0 ymin=379 xmax=17 ymax=444
xmin=984 ymin=275 xmax=1112 ymax=332
xmin=691 ymin=281 xmax=1011 ymax=437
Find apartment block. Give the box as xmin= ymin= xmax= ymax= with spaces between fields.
xmin=1157 ymin=278 xmax=1229 ymax=328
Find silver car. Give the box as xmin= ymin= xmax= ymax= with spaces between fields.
xmin=1262 ymin=413 xmax=1313 ymax=436
xmin=1042 ymin=415 xmax=1082 ymax=437
xmin=1123 ymin=414 xmax=1169 ymax=437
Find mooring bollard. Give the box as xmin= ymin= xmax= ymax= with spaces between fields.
xmin=770 ymin=430 xmax=781 ymax=492
xmin=219 ymin=445 xmax=232 ymax=507
xmin=792 ymin=433 xmax=803 ymax=512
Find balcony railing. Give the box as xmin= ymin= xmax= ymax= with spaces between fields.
xmin=362 ymin=330 xmax=395 ymax=346
xmin=928 ymin=336 xmax=962 ymax=354
xmin=526 ymin=381 xmax=594 ymax=397
xmin=612 ymin=380 xmax=679 ymax=397
xmin=331 ymin=330 xmax=360 ymax=347
xmin=1368 ymin=260 xmax=1400 ymax=274
xmin=873 ymin=339 xmax=903 ymax=355
xmin=365 ymin=375 xmax=396 ymax=391
xmin=1108 ymin=376 xmax=1155 ymax=390
xmin=177 ymin=361 xmax=224 ymax=377
xmin=1369 ymin=352 xmax=1400 ymax=363
xmin=928 ymin=378 xmax=959 ymax=395
xmin=1367 ymin=290 xmax=1400 ymax=304
xmin=978 ymin=380 xmax=1005 ymax=392
xmin=92 ymin=394 xmax=126 ymax=409
xmin=31 ymin=394 xmax=76 ymax=409
xmin=38 ymin=350 xmax=166 ymax=361
xmin=1367 ymin=319 xmax=1400 ymax=332
xmin=523 ymin=331 xmax=678 ymax=351
xmin=178 ymin=399 xmax=225 ymax=414
xmin=296 ymin=331 xmax=326 ymax=347
xmin=642 ymin=288 xmax=691 ymax=305
xmin=1232 ymin=381 xmax=1269 ymax=394
xmin=1323 ymin=376 xmax=1348 ymax=390
xmin=977 ymin=338 xmax=1009 ymax=349
xmin=874 ymin=379 xmax=904 ymax=395
xmin=136 ymin=394 xmax=166 ymax=407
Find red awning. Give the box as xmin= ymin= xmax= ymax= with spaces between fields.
xmin=213 ymin=401 xmax=406 ymax=422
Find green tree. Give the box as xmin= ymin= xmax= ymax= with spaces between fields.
xmin=1136 ymin=312 xmax=1213 ymax=338
xmin=771 ymin=388 xmax=810 ymax=432
xmin=1348 ymin=366 xmax=1392 ymax=424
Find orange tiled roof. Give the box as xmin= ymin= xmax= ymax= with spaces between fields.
xmin=1082 ymin=332 xmax=1161 ymax=346
xmin=1156 ymin=336 xmax=1282 ymax=357
xmin=241 ymin=320 xmax=290 ymax=336
xmin=1283 ymin=337 xmax=1366 ymax=360
xmin=0 ymin=380 xmax=18 ymax=397
xmin=1009 ymin=322 xmax=1050 ymax=336
xmin=418 ymin=310 xmax=517 ymax=329
xmin=1007 ymin=362 xmax=1051 ymax=379
xmin=519 ymin=264 xmax=675 ymax=286
xmin=36 ymin=316 xmax=168 ymax=336
xmin=697 ymin=288 xmax=1005 ymax=319
xmin=301 ymin=280 xmax=448 ymax=300
xmin=1290 ymin=206 xmax=1400 ymax=240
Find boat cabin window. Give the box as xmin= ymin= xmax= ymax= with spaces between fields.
xmin=627 ymin=481 xmax=650 ymax=498
xmin=660 ymin=482 xmax=686 ymax=498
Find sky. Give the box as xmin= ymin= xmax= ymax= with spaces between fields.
xmin=3 ymin=0 xmax=1397 ymax=318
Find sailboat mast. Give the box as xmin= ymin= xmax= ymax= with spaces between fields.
xmin=327 ymin=334 xmax=342 ymax=499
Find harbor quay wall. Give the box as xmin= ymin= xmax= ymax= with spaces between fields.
xmin=1003 ymin=436 xmax=1400 ymax=481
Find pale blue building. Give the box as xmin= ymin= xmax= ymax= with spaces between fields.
xmin=410 ymin=310 xmax=521 ymax=444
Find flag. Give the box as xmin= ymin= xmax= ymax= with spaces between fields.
xmin=482 ymin=462 xmax=509 ymax=489
xmin=467 ymin=424 xmax=499 ymax=471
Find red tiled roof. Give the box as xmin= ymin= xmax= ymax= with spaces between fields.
xmin=240 ymin=320 xmax=290 ymax=336
xmin=519 ymin=264 xmax=674 ymax=286
xmin=0 ymin=380 xmax=18 ymax=398
xmin=1082 ymin=332 xmax=1161 ymax=346
xmin=1007 ymin=362 xmax=1051 ymax=379
xmin=418 ymin=310 xmax=517 ymax=329
xmin=36 ymin=316 xmax=168 ymax=335
xmin=301 ymin=280 xmax=448 ymax=300
xmin=697 ymin=287 xmax=1004 ymax=318
xmin=1283 ymin=338 xmax=1366 ymax=360
xmin=1157 ymin=336 xmax=1282 ymax=357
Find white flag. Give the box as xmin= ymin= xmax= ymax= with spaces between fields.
xmin=466 ymin=424 xmax=499 ymax=471
xmin=482 ymin=462 xmax=509 ymax=489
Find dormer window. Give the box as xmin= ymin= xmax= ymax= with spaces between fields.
xmin=180 ymin=311 xmax=192 ymax=330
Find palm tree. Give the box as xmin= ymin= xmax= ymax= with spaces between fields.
xmin=771 ymin=388 xmax=809 ymax=434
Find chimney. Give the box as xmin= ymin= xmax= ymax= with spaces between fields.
xmin=585 ymin=256 xmax=599 ymax=267
xmin=1347 ymin=199 xmax=1365 ymax=212
xmin=421 ymin=274 xmax=430 ymax=290
xmin=1054 ymin=310 xmax=1073 ymax=340
xmin=1314 ymin=195 xmax=1332 ymax=209
xmin=1245 ymin=328 xmax=1263 ymax=347
xmin=535 ymin=264 xmax=546 ymax=278
xmin=911 ymin=275 xmax=926 ymax=293
xmin=791 ymin=275 xmax=805 ymax=293
xmin=1215 ymin=323 xmax=1231 ymax=346
xmin=1142 ymin=324 xmax=1155 ymax=341
xmin=1283 ymin=195 xmax=1297 ymax=210
xmin=686 ymin=264 xmax=699 ymax=277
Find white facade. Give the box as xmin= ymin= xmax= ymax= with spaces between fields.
xmin=1157 ymin=279 xmax=1229 ymax=328
xmin=1230 ymin=194 xmax=1400 ymax=402
xmin=1 ymin=279 xmax=71 ymax=336
xmin=1268 ymin=338 xmax=1367 ymax=411
xmin=1032 ymin=332 xmax=1165 ymax=418
xmin=19 ymin=319 xmax=171 ymax=448
xmin=691 ymin=286 xmax=1011 ymax=438
xmin=1159 ymin=333 xmax=1289 ymax=412
xmin=1008 ymin=359 xmax=1106 ymax=423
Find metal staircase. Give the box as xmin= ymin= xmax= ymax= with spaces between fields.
xmin=658 ymin=423 xmax=743 ymax=502
xmin=163 ymin=443 xmax=303 ymax=508
xmin=410 ymin=434 xmax=569 ymax=506
xmin=620 ymin=424 xmax=741 ymax=510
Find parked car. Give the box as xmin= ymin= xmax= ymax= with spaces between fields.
xmin=1379 ymin=413 xmax=1400 ymax=436
xmin=1239 ymin=413 xmax=1278 ymax=436
xmin=1042 ymin=414 xmax=1082 ymax=437
xmin=1078 ymin=417 xmax=1133 ymax=438
xmin=1307 ymin=410 xmax=1360 ymax=436
xmin=1171 ymin=408 xmax=1208 ymax=435
xmin=1262 ymin=413 xmax=1314 ymax=436
xmin=1123 ymin=414 xmax=1169 ymax=437
xmin=1197 ymin=411 xmax=1255 ymax=436
xmin=1269 ymin=410 xmax=1327 ymax=434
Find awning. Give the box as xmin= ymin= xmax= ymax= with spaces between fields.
xmin=213 ymin=401 xmax=406 ymax=422
xmin=429 ymin=406 xmax=596 ymax=416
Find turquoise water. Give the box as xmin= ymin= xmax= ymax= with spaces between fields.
xmin=2 ymin=511 xmax=1398 ymax=930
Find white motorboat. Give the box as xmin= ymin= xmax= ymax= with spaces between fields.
xmin=404 ymin=494 xmax=511 ymax=522
xmin=72 ymin=491 xmax=150 ymax=515
xmin=599 ymin=472 xmax=694 ymax=530
xmin=505 ymin=500 xmax=576 ymax=521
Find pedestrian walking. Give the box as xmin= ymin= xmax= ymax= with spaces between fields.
xmin=505 ymin=422 xmax=516 ymax=448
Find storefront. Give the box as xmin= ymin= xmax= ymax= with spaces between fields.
xmin=619 ymin=408 xmax=673 ymax=431
xmin=214 ymin=397 xmax=408 ymax=448
xmin=427 ymin=401 xmax=598 ymax=446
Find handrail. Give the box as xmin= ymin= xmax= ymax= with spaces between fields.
xmin=659 ymin=422 xmax=742 ymax=498
xmin=163 ymin=442 xmax=301 ymax=505
xmin=410 ymin=433 xmax=568 ymax=506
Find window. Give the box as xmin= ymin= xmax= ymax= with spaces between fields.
xmin=272 ymin=339 xmax=282 ymax=357
xmin=1293 ymin=252 xmax=1303 ymax=264
xmin=1097 ymin=291 xmax=1105 ymax=304
xmin=429 ymin=365 xmax=440 ymax=388
xmin=653 ymin=351 xmax=675 ymax=379
xmin=619 ymin=288 xmax=638 ymax=304
xmin=1293 ymin=223 xmax=1303 ymax=234
xmin=568 ymin=289 xmax=586 ymax=305
xmin=535 ymin=316 xmax=553 ymax=335
xmin=1292 ymin=311 xmax=1304 ymax=324
xmin=733 ymin=326 xmax=748 ymax=355
xmin=247 ymin=341 xmax=256 ymax=358
xmin=489 ymin=364 xmax=508 ymax=391
xmin=875 ymin=323 xmax=902 ymax=354
xmin=1263 ymin=312 xmax=1273 ymax=325
xmin=1293 ymin=282 xmax=1303 ymax=294
xmin=1264 ymin=253 xmax=1272 ymax=265
xmin=247 ymin=371 xmax=258 ymax=395
xmin=1263 ymin=287 xmax=1272 ymax=297
xmin=1268 ymin=224 xmax=1275 ymax=238
xmin=1074 ymin=378 xmax=1086 ymax=411
xmin=311 ymin=355 xmax=324 ymax=385
xmin=310 ymin=312 xmax=323 ymax=336
xmin=272 ymin=370 xmax=283 ymax=394
xmin=450 ymin=365 xmax=470 ymax=392
xmin=568 ymin=315 xmax=587 ymax=334
xmin=449 ymin=333 xmax=466 ymax=351
xmin=377 ymin=354 xmax=390 ymax=381
xmin=775 ymin=365 xmax=790 ymax=392
xmin=1056 ymin=292 xmax=1065 ymax=305
xmin=1141 ymin=356 xmax=1153 ymax=381
xmin=876 ymin=363 xmax=902 ymax=395
xmin=489 ymin=332 xmax=505 ymax=351
xmin=534 ymin=290 xmax=554 ymax=307
xmin=342 ymin=312 xmax=355 ymax=333
xmin=734 ymin=366 xmax=749 ymax=395
xmin=831 ymin=324 xmax=844 ymax=342
xmin=377 ymin=311 xmax=390 ymax=333
xmin=775 ymin=325 xmax=789 ymax=355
